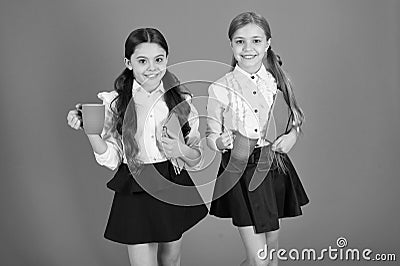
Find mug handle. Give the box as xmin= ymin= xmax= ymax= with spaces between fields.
xmin=75 ymin=103 xmax=83 ymax=130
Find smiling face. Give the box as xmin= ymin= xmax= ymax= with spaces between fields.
xmin=125 ymin=42 xmax=168 ymax=92
xmin=231 ymin=23 xmax=270 ymax=74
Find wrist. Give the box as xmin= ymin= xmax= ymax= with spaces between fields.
xmin=87 ymin=134 xmax=102 ymax=140
xmin=179 ymin=144 xmax=201 ymax=165
xmin=289 ymin=126 xmax=300 ymax=136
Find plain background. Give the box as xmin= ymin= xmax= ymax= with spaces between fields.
xmin=1 ymin=0 xmax=399 ymax=265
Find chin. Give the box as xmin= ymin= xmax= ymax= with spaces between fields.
xmin=239 ymin=62 xmax=259 ymax=70
xmin=147 ymin=78 xmax=162 ymax=87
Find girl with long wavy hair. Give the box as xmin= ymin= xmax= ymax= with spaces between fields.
xmin=67 ymin=28 xmax=207 ymax=266
xmin=206 ymin=12 xmax=309 ymax=266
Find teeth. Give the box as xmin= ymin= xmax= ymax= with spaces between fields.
xmin=146 ymin=74 xmax=158 ymax=78
xmin=243 ymin=55 xmax=256 ymax=59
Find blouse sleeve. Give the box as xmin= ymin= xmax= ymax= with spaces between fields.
xmin=93 ymin=91 xmax=124 ymax=171
xmin=205 ymin=82 xmax=229 ymax=151
xmin=182 ymin=94 xmax=204 ymax=170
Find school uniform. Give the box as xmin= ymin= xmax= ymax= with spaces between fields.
xmin=95 ymin=80 xmax=208 ymax=245
xmin=206 ymin=65 xmax=309 ymax=233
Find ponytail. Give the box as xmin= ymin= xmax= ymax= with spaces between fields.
xmin=162 ymin=70 xmax=192 ymax=139
xmin=264 ymin=49 xmax=304 ymax=131
xmin=111 ymin=68 xmax=140 ymax=170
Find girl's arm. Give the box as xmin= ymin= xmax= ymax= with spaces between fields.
xmin=177 ymin=143 xmax=201 ymax=168
xmin=91 ymin=91 xmax=123 ymax=170
xmin=271 ymin=125 xmax=299 ymax=153
xmin=87 ymin=134 xmax=108 ymax=154
xmin=205 ymin=83 xmax=232 ymax=151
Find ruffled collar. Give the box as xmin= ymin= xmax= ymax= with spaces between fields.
xmin=233 ymin=64 xmax=277 ymax=95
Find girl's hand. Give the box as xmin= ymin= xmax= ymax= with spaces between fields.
xmin=66 ymin=104 xmax=83 ymax=130
xmin=271 ymin=129 xmax=298 ymax=153
xmin=160 ymin=133 xmax=186 ymax=159
xmin=216 ymin=130 xmax=234 ymax=150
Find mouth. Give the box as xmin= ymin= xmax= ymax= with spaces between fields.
xmin=241 ymin=54 xmax=258 ymax=60
xmin=144 ymin=72 xmax=160 ymax=79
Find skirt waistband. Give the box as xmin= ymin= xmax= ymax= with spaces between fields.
xmin=107 ymin=161 xmax=193 ymax=194
xmin=223 ymin=147 xmax=264 ymax=164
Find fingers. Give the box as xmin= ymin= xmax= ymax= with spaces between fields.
xmin=66 ymin=109 xmax=82 ymax=130
xmin=160 ymin=136 xmax=185 ymax=159
xmin=161 ymin=136 xmax=176 ymax=153
xmin=160 ymin=138 xmax=175 ymax=159
xmin=161 ymin=137 xmax=171 ymax=146
xmin=166 ymin=131 xmax=179 ymax=140
xmin=271 ymin=136 xmax=283 ymax=152
xmin=219 ymin=131 xmax=234 ymax=149
xmin=272 ymin=135 xmax=295 ymax=153
xmin=161 ymin=127 xmax=179 ymax=140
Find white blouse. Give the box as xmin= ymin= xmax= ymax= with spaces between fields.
xmin=94 ymin=80 xmax=201 ymax=171
xmin=206 ymin=64 xmax=278 ymax=151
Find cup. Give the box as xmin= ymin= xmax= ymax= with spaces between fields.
xmin=82 ymin=104 xmax=105 ymax=134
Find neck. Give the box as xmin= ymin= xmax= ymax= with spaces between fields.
xmin=238 ymin=63 xmax=262 ymax=75
xmin=141 ymin=81 xmax=161 ymax=93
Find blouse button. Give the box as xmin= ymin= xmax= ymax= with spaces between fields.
xmin=254 ymin=129 xmax=258 ymax=132
xmin=254 ymin=109 xmax=258 ymax=113
xmin=253 ymin=91 xmax=257 ymax=95
xmin=251 ymin=75 xmax=255 ymax=79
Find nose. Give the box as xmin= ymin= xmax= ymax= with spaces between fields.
xmin=148 ymin=60 xmax=157 ymax=71
xmin=243 ymin=40 xmax=253 ymax=51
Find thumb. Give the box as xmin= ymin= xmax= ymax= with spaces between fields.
xmin=165 ymin=128 xmax=178 ymax=140
xmin=272 ymin=136 xmax=283 ymax=150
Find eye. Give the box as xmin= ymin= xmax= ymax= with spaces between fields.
xmin=155 ymin=57 xmax=164 ymax=63
xmin=253 ymin=39 xmax=262 ymax=44
xmin=138 ymin=59 xmax=147 ymax=64
xmin=235 ymin=40 xmax=244 ymax=45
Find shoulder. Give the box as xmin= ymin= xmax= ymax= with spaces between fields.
xmin=210 ymin=72 xmax=233 ymax=88
xmin=97 ymin=91 xmax=118 ymax=107
xmin=214 ymin=72 xmax=234 ymax=87
xmin=208 ymin=72 xmax=234 ymax=96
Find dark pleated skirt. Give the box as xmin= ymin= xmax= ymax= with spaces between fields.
xmin=210 ymin=147 xmax=309 ymax=233
xmin=104 ymin=161 xmax=208 ymax=245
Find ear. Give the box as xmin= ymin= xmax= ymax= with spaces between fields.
xmin=165 ymin=54 xmax=169 ymax=65
xmin=124 ymin=58 xmax=133 ymax=70
xmin=265 ymin=38 xmax=271 ymax=52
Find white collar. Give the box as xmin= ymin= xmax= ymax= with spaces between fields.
xmin=132 ymin=79 xmax=165 ymax=96
xmin=234 ymin=64 xmax=270 ymax=82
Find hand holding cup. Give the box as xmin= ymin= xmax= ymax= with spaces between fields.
xmin=67 ymin=104 xmax=83 ymax=130
xmin=67 ymin=103 xmax=105 ymax=135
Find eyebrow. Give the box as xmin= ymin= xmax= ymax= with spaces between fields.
xmin=233 ymin=36 xmax=263 ymax=39
xmin=135 ymin=54 xmax=165 ymax=59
